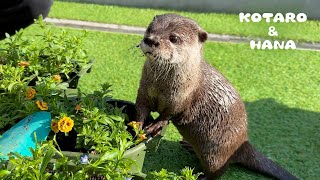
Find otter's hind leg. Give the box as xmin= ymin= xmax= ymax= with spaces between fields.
xmin=199 ymin=151 xmax=232 ymax=180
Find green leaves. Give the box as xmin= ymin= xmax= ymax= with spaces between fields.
xmin=0 ymin=137 xmax=132 ymax=180
xmin=148 ymin=167 xmax=203 ymax=180
xmin=99 ymin=149 xmax=119 ymax=162
xmin=71 ymin=83 xmax=131 ymax=152
xmin=2 ymin=141 xmax=59 ymax=180
xmin=180 ymin=167 xmax=203 ymax=180
xmin=0 ymin=65 xmax=25 ymax=92
xmin=0 ymin=170 xmax=11 ymax=179
xmin=0 ymin=17 xmax=90 ymax=85
xmin=39 ymin=145 xmax=56 ymax=176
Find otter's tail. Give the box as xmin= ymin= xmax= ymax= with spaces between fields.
xmin=233 ymin=141 xmax=298 ymax=180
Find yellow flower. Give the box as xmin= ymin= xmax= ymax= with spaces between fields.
xmin=58 ymin=116 xmax=74 ymax=133
xmin=51 ymin=120 xmax=59 ymax=133
xmin=25 ymin=87 xmax=36 ymax=100
xmin=138 ymin=134 xmax=147 ymax=141
xmin=127 ymin=121 xmax=141 ymax=129
xmin=18 ymin=61 xmax=30 ymax=67
xmin=75 ymin=104 xmax=81 ymax=113
xmin=52 ymin=75 xmax=62 ymax=82
xmin=36 ymin=100 xmax=48 ymax=110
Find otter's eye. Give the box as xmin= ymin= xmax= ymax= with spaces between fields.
xmin=169 ymin=35 xmax=179 ymax=43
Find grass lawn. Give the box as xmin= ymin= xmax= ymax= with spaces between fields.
xmin=22 ymin=24 xmax=320 ymax=179
xmin=49 ymin=1 xmax=320 ymax=43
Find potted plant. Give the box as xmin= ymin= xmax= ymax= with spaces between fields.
xmin=52 ymin=98 xmax=167 ymax=176
xmin=48 ymin=83 xmax=167 ymax=178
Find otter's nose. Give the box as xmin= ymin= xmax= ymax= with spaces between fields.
xmin=143 ymin=37 xmax=159 ymax=47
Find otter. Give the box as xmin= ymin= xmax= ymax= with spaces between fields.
xmin=135 ymin=14 xmax=297 ymax=180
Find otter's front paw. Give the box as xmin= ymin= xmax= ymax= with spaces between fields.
xmin=144 ymin=120 xmax=168 ymax=137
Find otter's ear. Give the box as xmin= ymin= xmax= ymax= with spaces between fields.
xmin=198 ymin=30 xmax=208 ymax=43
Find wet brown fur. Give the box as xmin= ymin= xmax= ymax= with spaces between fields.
xmin=135 ymin=14 xmax=297 ymax=180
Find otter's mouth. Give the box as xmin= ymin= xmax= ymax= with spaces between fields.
xmin=144 ymin=51 xmax=156 ymax=59
xmin=139 ymin=42 xmax=160 ymax=60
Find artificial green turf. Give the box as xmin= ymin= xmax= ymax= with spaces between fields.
xmin=49 ymin=1 xmax=320 ymax=43
xmin=22 ymin=25 xmax=320 ymax=179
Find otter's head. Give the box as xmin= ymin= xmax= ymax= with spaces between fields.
xmin=140 ymin=14 xmax=208 ymax=64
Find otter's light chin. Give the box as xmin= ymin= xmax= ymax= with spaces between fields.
xmin=145 ymin=53 xmax=155 ymax=60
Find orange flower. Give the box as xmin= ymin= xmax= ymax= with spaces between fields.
xmin=52 ymin=75 xmax=62 ymax=82
xmin=75 ymin=104 xmax=81 ymax=113
xmin=25 ymin=87 xmax=36 ymax=100
xmin=127 ymin=121 xmax=141 ymax=129
xmin=36 ymin=100 xmax=48 ymax=110
xmin=18 ymin=61 xmax=30 ymax=67
xmin=138 ymin=134 xmax=147 ymax=141
xmin=51 ymin=120 xmax=59 ymax=133
xmin=58 ymin=116 xmax=74 ymax=133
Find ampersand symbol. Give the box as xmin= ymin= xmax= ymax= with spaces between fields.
xmin=268 ymin=26 xmax=278 ymax=36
